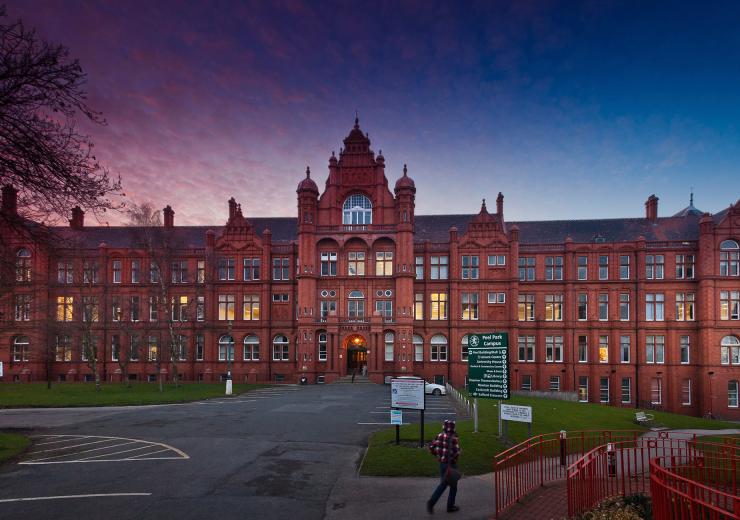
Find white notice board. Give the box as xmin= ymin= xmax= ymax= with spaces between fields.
xmin=391 ymin=378 xmax=425 ymax=410
xmin=500 ymin=404 xmax=532 ymax=423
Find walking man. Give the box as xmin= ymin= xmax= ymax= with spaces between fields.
xmin=427 ymin=419 xmax=461 ymax=513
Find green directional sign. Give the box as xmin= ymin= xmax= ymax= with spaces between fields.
xmin=467 ymin=332 xmax=509 ymax=400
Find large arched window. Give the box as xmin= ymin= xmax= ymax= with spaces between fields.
xmin=431 ymin=334 xmax=448 ymax=362
xmin=243 ymin=334 xmax=259 ymax=361
xmin=218 ymin=334 xmax=234 ymax=361
xmin=720 ymin=335 xmax=740 ymax=365
xmin=317 ymin=331 xmax=327 ymax=361
xmin=384 ymin=332 xmax=394 ymax=361
xmin=273 ymin=334 xmax=289 ymax=361
xmin=15 ymin=248 xmax=31 ymax=282
xmin=12 ymin=336 xmax=29 ymax=362
xmin=461 ymin=334 xmax=470 ymax=362
xmin=720 ymin=240 xmax=739 ymax=276
xmin=413 ymin=334 xmax=424 ymax=362
xmin=343 ymin=194 xmax=372 ymax=226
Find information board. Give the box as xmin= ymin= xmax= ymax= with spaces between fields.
xmin=467 ymin=332 xmax=509 ymax=400
xmin=390 ymin=378 xmax=425 ymax=410
xmin=500 ymin=404 xmax=532 ymax=423
xmin=390 ymin=409 xmax=403 ymax=425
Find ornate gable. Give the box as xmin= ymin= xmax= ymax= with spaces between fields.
xmin=459 ymin=198 xmax=508 ymax=248
xmin=216 ymin=198 xmax=262 ymax=251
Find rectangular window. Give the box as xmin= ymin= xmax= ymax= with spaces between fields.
xmin=430 ymin=342 xmax=447 ymax=362
xmin=676 ymin=292 xmax=695 ymax=321
xmin=676 ymin=254 xmax=695 ymax=279
xmin=545 ymin=336 xmax=563 ymax=362
xmin=320 ymin=252 xmax=337 ymax=276
xmin=385 ymin=334 xmax=394 ymax=362
xmin=680 ymin=335 xmax=690 ymax=364
xmin=272 ymin=258 xmax=290 ymax=280
xmin=521 ymin=375 xmax=532 ymax=391
xmin=619 ymin=255 xmax=630 ymax=280
xmin=461 ymin=292 xmax=479 ymax=320
xmin=111 ymin=296 xmax=121 ymax=322
xmin=218 ymin=258 xmax=235 ymax=281
xmin=414 ymin=293 xmax=424 ymax=320
xmin=720 ymin=290 xmax=740 ymax=320
xmin=171 ymin=260 xmax=188 ymax=283
xmin=598 ymin=255 xmax=609 ymax=280
xmin=56 ymin=296 xmax=74 ymax=322
xmin=243 ymin=258 xmax=260 ymax=280
xmin=348 ymin=299 xmax=364 ymax=319
xmin=488 ymin=255 xmax=506 ymax=266
xmin=578 ymin=335 xmax=588 ymax=362
xmin=320 ymin=300 xmax=336 ymax=319
xmin=14 ymin=294 xmax=31 ymax=321
xmin=150 ymin=261 xmax=160 ymax=283
xmin=545 ymin=256 xmax=563 ymax=280
xmin=130 ymin=296 xmax=140 ymax=322
xmin=729 ymin=381 xmax=739 ymax=408
xmin=218 ymin=294 xmax=235 ymax=320
xmin=243 ymin=295 xmax=260 ymax=320
xmin=518 ymin=335 xmax=535 ymax=362
xmin=112 ymin=260 xmax=122 ymax=283
xmin=518 ymin=257 xmax=535 ymax=281
xmin=430 ymin=293 xmax=448 ymax=320
xmin=549 ymin=376 xmax=560 ymax=392
xmin=518 ymin=294 xmax=535 ymax=321
xmin=196 ymin=296 xmax=205 ymax=321
xmin=578 ymin=376 xmax=589 ymax=402
xmin=651 ymin=378 xmax=662 ymax=405
xmin=461 ymin=255 xmax=479 ymax=279
xmin=414 ymin=338 xmax=424 ymax=362
xmin=129 ymin=335 xmax=140 ymax=361
xmin=646 ymin=254 xmax=664 ymax=279
xmin=57 ymin=260 xmax=73 ymax=284
xmin=721 ymin=248 xmax=740 ymax=276
xmin=621 ymin=378 xmax=632 ymax=403
xmin=681 ymin=379 xmax=692 ymax=406
xmin=545 ymin=294 xmax=563 ymax=321
xmin=646 ymin=335 xmax=665 ymax=364
xmin=375 ymin=300 xmax=393 ymax=319
xmin=620 ymin=336 xmax=630 ymax=363
xmin=147 ymin=335 xmax=158 ymax=362
xmin=619 ymin=293 xmax=630 ymax=320
xmin=598 ymin=293 xmax=609 ymax=321
xmin=131 ymin=259 xmax=140 ymax=283
xmin=148 ymin=296 xmax=158 ymax=321
xmin=646 ymin=293 xmax=665 ymax=321
xmin=196 ymin=334 xmax=204 ymax=361
xmin=577 ymin=256 xmax=588 ymax=280
xmin=578 ymin=293 xmax=588 ymax=320
xmin=197 ymin=259 xmax=205 ymax=283
xmin=375 ymin=251 xmax=393 ymax=276
xmin=599 ymin=377 xmax=609 ymax=403
xmin=82 ymin=296 xmax=100 ymax=322
xmin=348 ymin=251 xmax=365 ymax=276
xmin=171 ymin=295 xmax=188 ymax=322
xmin=83 ymin=260 xmax=99 ymax=284
xmin=55 ymin=335 xmax=72 ymax=362
xmin=598 ymin=335 xmax=609 ymax=363
xmin=430 ymin=256 xmax=448 ymax=279
xmin=318 ymin=333 xmax=327 ymax=361
xmin=415 ymin=256 xmax=424 ymax=279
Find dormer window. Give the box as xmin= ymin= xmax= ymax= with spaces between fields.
xmin=343 ymin=195 xmax=372 ymax=226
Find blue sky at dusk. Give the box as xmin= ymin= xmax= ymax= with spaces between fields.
xmin=11 ymin=0 xmax=740 ymax=224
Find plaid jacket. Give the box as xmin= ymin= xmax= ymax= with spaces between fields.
xmin=428 ymin=431 xmax=461 ymax=464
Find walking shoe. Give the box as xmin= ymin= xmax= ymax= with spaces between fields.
xmin=446 ymin=506 xmax=460 ymax=513
xmin=426 ymin=499 xmax=434 ymax=514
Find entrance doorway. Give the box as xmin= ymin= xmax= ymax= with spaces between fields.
xmin=345 ymin=334 xmax=368 ymax=373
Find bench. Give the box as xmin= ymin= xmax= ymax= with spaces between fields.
xmin=635 ymin=411 xmax=654 ymax=424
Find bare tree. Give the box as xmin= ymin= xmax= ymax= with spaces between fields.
xmin=0 ymin=7 xmax=123 ymax=222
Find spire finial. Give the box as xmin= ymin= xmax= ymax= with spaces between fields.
xmin=690 ymin=187 xmax=694 ymax=206
xmin=306 ymin=166 xmax=311 ymax=178
xmin=482 ymin=198 xmax=487 ymax=211
xmin=354 ymin=110 xmax=359 ymax=128
xmin=403 ymin=164 xmax=407 ymax=176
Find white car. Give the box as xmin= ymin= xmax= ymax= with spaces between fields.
xmin=394 ymin=376 xmax=447 ymax=396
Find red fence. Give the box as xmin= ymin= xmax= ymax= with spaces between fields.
xmin=493 ymin=430 xmax=642 ymax=518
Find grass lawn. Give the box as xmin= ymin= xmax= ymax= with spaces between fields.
xmin=0 ymin=433 xmax=31 ymax=463
xmin=361 ymin=395 xmax=738 ymax=477
xmin=0 ymin=382 xmax=263 ymax=408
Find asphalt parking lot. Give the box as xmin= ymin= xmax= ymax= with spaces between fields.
xmin=0 ymin=383 xmax=470 ymax=520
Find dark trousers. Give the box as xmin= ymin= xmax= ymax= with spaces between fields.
xmin=429 ymin=462 xmax=457 ymax=509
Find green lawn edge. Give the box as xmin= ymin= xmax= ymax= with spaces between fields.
xmin=0 ymin=382 xmax=266 ymax=408
xmin=0 ymin=433 xmax=31 ymax=464
xmin=361 ymin=395 xmax=738 ymax=477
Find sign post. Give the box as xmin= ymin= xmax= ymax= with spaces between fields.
xmin=467 ymin=332 xmax=510 ymax=437
xmin=390 ymin=378 xmax=426 ymax=447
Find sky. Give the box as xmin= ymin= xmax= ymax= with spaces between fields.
xmin=10 ymin=0 xmax=740 ymax=225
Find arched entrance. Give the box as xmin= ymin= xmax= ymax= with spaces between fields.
xmin=344 ymin=334 xmax=368 ymax=373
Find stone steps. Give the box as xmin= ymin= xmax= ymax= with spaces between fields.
xmin=334 ymin=375 xmax=374 ymax=385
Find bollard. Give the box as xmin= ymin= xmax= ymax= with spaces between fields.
xmin=559 ymin=430 xmax=567 ymax=466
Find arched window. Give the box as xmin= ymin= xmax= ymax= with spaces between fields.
xmin=317 ymin=332 xmax=327 ymax=361
xmin=431 ymin=334 xmax=448 ymax=362
xmin=15 ymin=248 xmax=31 ymax=282
xmin=12 ymin=336 xmax=29 ymax=362
xmin=273 ymin=334 xmax=289 ymax=361
xmin=384 ymin=332 xmax=394 ymax=361
xmin=461 ymin=334 xmax=470 ymax=362
xmin=243 ymin=334 xmax=259 ymax=361
xmin=720 ymin=335 xmax=740 ymax=365
xmin=218 ymin=334 xmax=234 ymax=361
xmin=348 ymin=290 xmax=365 ymax=319
xmin=720 ymin=240 xmax=739 ymax=276
xmin=342 ymin=194 xmax=372 ymax=226
xmin=413 ymin=334 xmax=424 ymax=362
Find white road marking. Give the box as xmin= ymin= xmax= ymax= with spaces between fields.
xmin=76 ymin=445 xmax=154 ymax=461
xmin=0 ymin=493 xmax=151 ymax=503
xmin=357 ymin=422 xmax=410 ymax=425
xmin=31 ymin=441 xmax=139 ymax=462
xmin=33 ymin=436 xmax=88 ymax=446
xmin=28 ymin=438 xmax=119 ymax=454
xmin=125 ymin=448 xmax=171 ymax=459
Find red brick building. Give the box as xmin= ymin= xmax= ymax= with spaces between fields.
xmin=1 ymin=119 xmax=739 ymax=419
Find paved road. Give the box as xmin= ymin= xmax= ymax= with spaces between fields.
xmin=0 ymin=384 xmax=478 ymax=520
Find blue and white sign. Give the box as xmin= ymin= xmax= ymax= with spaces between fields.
xmin=390 ymin=409 xmax=403 ymax=425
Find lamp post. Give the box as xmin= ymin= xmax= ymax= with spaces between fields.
xmin=226 ymin=319 xmax=233 ymax=396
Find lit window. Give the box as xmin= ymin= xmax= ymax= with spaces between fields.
xmin=218 ymin=294 xmax=235 ymax=320
xmin=461 ymin=292 xmax=479 ymax=320
xmin=375 ymin=251 xmax=393 ymax=276
xmin=518 ymin=294 xmax=534 ymax=321
xmin=430 ymin=292 xmax=448 ymax=320
xmin=545 ymin=294 xmax=563 ymax=321
xmin=676 ymin=293 xmax=695 ymax=321
xmin=414 ymin=293 xmax=424 ymax=320
xmin=598 ymin=336 xmax=609 ymax=363
xmin=56 ymin=296 xmax=74 ymax=322
xmin=719 ymin=291 xmax=739 ymax=320
xmin=348 ymin=252 xmax=366 ymax=276
xmin=243 ymin=295 xmax=260 ymax=320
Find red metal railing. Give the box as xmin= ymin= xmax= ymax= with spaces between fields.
xmin=566 ymin=433 xmax=740 ymax=518
xmin=493 ymin=430 xmax=642 ymax=518
xmin=651 ymin=450 xmax=738 ymax=520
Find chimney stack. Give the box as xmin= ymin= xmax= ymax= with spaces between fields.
xmin=1 ymin=185 xmax=18 ymax=215
xmin=228 ymin=197 xmax=237 ymax=220
xmin=645 ymin=194 xmax=659 ymax=222
xmin=496 ymin=192 xmax=504 ymax=217
xmin=70 ymin=206 xmax=85 ymax=229
xmin=163 ymin=205 xmax=174 ymax=228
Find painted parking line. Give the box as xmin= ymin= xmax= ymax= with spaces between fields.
xmin=357 ymin=422 xmax=410 ymax=425
xmin=0 ymin=493 xmax=151 ymax=504
xmin=21 ymin=435 xmax=189 ymax=465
